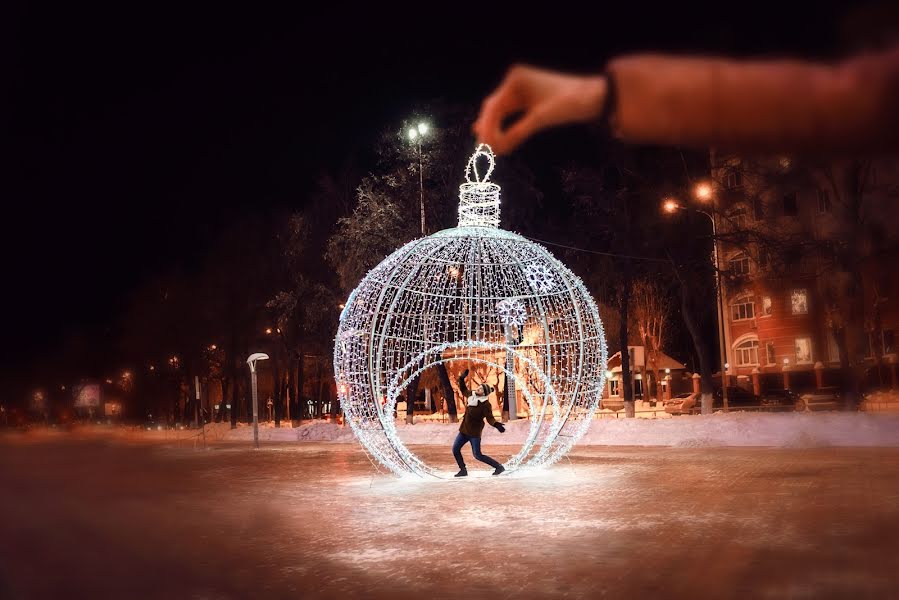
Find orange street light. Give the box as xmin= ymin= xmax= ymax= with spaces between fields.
xmin=694 ymin=181 xmax=714 ymax=202
xmin=662 ymin=198 xmax=681 ymax=214
xmin=265 ymin=327 xmax=273 ymax=335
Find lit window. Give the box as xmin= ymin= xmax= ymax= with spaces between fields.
xmin=795 ymin=337 xmax=813 ymax=363
xmin=762 ymin=296 xmax=773 ymax=316
xmin=731 ymin=299 xmax=755 ymax=321
xmin=729 ymin=254 xmax=751 ymax=276
xmin=609 ymin=379 xmax=619 ymax=397
xmin=791 ymin=289 xmax=808 ymax=315
xmin=736 ymin=340 xmax=760 ymax=366
xmin=783 ymin=192 xmax=799 ymax=216
xmin=766 ymin=341 xmax=776 ymax=365
xmin=817 ymin=189 xmax=831 ymax=213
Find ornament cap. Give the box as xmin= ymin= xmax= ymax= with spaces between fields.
xmin=458 ymin=144 xmax=501 ymax=228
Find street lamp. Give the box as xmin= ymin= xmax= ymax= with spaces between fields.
xmin=246 ymin=352 xmax=270 ymax=449
xmin=662 ymin=191 xmax=730 ymax=412
xmin=694 ymin=181 xmax=714 ymax=202
xmin=408 ymin=121 xmax=429 ymax=236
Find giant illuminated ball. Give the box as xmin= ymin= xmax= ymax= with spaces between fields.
xmin=334 ymin=145 xmax=607 ymax=478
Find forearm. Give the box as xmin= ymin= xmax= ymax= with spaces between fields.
xmin=607 ymin=48 xmax=899 ymax=153
xmin=457 ymin=376 xmax=470 ymax=398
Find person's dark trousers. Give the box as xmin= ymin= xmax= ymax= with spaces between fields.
xmin=452 ymin=432 xmax=502 ymax=470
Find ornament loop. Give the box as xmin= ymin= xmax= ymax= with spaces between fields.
xmin=465 ymin=143 xmax=496 ymax=183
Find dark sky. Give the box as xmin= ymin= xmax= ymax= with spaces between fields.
xmin=3 ymin=2 xmax=861 ymax=391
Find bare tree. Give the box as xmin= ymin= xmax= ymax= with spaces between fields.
xmin=632 ymin=278 xmax=671 ymax=401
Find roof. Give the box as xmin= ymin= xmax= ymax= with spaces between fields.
xmin=607 ymin=346 xmax=688 ymax=373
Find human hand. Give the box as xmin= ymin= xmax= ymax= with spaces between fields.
xmin=473 ymin=65 xmax=608 ymax=155
xmin=494 ymin=422 xmax=506 ymax=433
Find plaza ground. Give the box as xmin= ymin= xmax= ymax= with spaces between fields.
xmin=1 ymin=438 xmax=898 ymax=599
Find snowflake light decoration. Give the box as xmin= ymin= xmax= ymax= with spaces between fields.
xmin=496 ymin=298 xmax=527 ymax=327
xmin=524 ymin=264 xmax=556 ymax=293
xmin=334 ymin=144 xmax=607 ymax=478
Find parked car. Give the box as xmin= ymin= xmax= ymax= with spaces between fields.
xmin=713 ymin=386 xmax=759 ymax=409
xmin=664 ymin=392 xmax=698 ymax=415
xmin=798 ymin=387 xmax=842 ymax=411
xmin=760 ymin=388 xmax=801 ymax=411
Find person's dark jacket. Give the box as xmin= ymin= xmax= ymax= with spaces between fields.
xmin=458 ymin=373 xmax=497 ymax=438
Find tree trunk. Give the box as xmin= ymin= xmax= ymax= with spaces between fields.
xmin=405 ymin=372 xmax=421 ymax=425
xmin=297 ymin=349 xmax=305 ymax=420
xmin=437 ymin=362 xmax=458 ymax=423
xmin=273 ymin=350 xmax=282 ymax=427
xmin=316 ymin=358 xmax=325 ymax=419
xmin=620 ymin=262 xmax=635 ymax=418
xmin=678 ymin=274 xmax=714 ymax=414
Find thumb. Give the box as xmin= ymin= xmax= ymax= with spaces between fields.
xmin=492 ymin=108 xmax=545 ymax=155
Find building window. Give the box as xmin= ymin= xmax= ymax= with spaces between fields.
xmin=766 ymin=341 xmax=776 ymax=365
xmin=817 ymin=189 xmax=831 ymax=213
xmin=783 ymin=192 xmax=799 ymax=216
xmin=752 ymin=196 xmax=764 ymax=220
xmin=884 ymin=330 xmax=895 ymax=355
xmin=729 ymin=254 xmax=751 ymax=276
xmin=731 ymin=298 xmax=755 ymax=321
xmin=827 ymin=329 xmax=841 ymax=362
xmin=725 ymin=169 xmax=744 ymax=190
xmin=795 ymin=337 xmax=813 ymax=364
xmin=762 ymin=296 xmax=773 ymax=316
xmin=736 ymin=339 xmax=760 ymax=366
xmin=609 ymin=379 xmax=619 ymax=397
xmin=791 ymin=289 xmax=808 ymax=315
xmin=730 ymin=209 xmax=747 ymax=230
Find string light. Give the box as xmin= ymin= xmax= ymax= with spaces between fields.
xmin=334 ymin=144 xmax=607 ymax=478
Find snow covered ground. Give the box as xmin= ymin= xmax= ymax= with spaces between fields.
xmin=215 ymin=411 xmax=899 ymax=448
xmin=2 ymin=440 xmax=898 ymax=598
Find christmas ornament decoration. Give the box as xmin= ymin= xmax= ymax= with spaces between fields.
xmin=334 ymin=144 xmax=607 ymax=478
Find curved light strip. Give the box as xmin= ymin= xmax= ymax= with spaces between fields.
xmin=334 ymin=144 xmax=607 ymax=478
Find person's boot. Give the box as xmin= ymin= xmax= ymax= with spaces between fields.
xmin=455 ymin=468 xmax=468 ymax=477
xmin=492 ymin=465 xmax=505 ymax=476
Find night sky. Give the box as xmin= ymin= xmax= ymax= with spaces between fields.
xmin=3 ymin=2 xmax=858 ymax=391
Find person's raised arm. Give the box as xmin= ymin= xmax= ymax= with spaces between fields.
xmin=474 ymin=47 xmax=899 ymax=155
xmin=457 ymin=369 xmax=470 ymax=398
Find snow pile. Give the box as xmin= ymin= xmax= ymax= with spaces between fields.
xmin=217 ymin=412 xmax=899 ymax=448
xmin=863 ymin=390 xmax=899 ymax=413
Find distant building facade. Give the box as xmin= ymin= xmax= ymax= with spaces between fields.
xmin=711 ymin=152 xmax=899 ymax=392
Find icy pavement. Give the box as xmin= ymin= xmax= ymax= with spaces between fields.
xmin=1 ymin=440 xmax=898 ymax=598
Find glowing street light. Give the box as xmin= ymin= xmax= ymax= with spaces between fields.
xmin=246 ymin=352 xmax=270 ymax=449
xmin=694 ymin=181 xmax=714 ymax=202
xmin=662 ymin=198 xmax=681 ymax=214
xmin=265 ymin=327 xmax=273 ymax=335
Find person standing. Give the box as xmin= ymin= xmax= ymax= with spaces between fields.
xmin=452 ymin=368 xmax=506 ymax=477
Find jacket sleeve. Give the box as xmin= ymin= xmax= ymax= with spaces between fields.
xmin=607 ymin=46 xmax=899 ymax=154
xmin=457 ymin=374 xmax=470 ymax=399
xmin=483 ymin=401 xmax=497 ymax=426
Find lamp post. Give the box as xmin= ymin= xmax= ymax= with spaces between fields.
xmin=246 ymin=352 xmax=269 ymax=449
xmin=408 ymin=122 xmax=429 ymax=236
xmin=663 ymin=186 xmax=730 ymax=412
